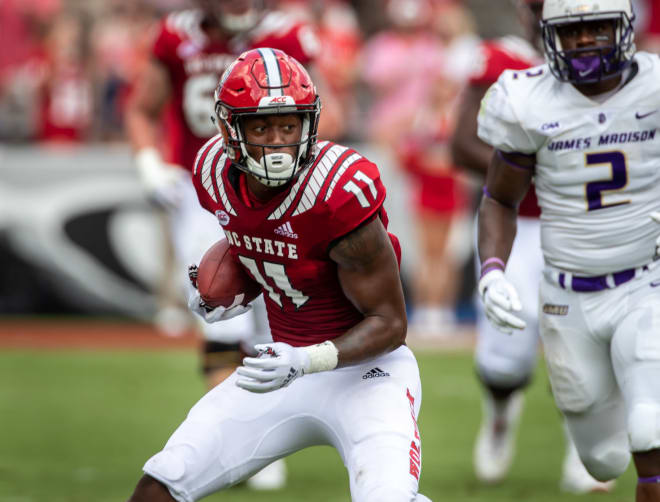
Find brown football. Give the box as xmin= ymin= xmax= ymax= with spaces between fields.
xmin=196 ymin=239 xmax=261 ymax=308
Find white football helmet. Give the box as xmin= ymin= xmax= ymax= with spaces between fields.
xmin=198 ymin=0 xmax=265 ymax=33
xmin=541 ymin=0 xmax=635 ymax=83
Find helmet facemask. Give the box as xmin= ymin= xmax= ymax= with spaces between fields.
xmin=217 ymin=101 xmax=321 ymax=187
xmin=542 ymin=9 xmax=635 ymax=84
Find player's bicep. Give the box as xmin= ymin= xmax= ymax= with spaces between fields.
xmin=329 ymin=218 xmax=404 ymax=318
xmin=485 ymin=150 xmax=534 ymax=208
xmin=129 ymin=59 xmax=171 ymax=118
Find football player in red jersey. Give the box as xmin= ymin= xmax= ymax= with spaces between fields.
xmin=126 ymin=1 xmax=325 ymax=383
xmin=127 ymin=48 xmax=432 ymax=502
xmin=451 ymin=0 xmax=612 ymax=493
xmin=125 ymin=0 xmax=329 ymax=490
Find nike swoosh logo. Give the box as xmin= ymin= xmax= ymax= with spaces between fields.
xmin=636 ymin=110 xmax=658 ymax=120
xmin=650 ymin=280 xmax=660 ymax=288
xmin=578 ymin=69 xmax=593 ymax=77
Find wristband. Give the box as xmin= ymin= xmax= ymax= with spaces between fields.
xmin=639 ymin=475 xmax=660 ymax=484
xmin=480 ymin=257 xmax=505 ymax=278
xmin=303 ymin=341 xmax=339 ymax=373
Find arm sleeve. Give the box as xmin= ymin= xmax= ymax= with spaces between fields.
xmin=477 ymin=73 xmax=540 ymax=154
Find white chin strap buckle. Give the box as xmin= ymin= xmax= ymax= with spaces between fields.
xmin=262 ymin=152 xmax=294 ymax=173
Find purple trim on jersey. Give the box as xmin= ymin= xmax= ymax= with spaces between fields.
xmin=496 ymin=150 xmax=535 ymax=171
xmin=558 ymin=266 xmax=647 ymax=292
xmin=639 ymin=475 xmax=660 ymax=484
xmin=482 ymin=186 xmax=517 ymax=210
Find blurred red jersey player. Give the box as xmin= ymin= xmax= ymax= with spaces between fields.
xmin=125 ymin=0 xmax=320 ymax=385
xmin=125 ymin=0 xmax=323 ymax=490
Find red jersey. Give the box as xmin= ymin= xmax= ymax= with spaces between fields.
xmin=470 ymin=36 xmax=542 ymax=217
xmin=151 ymin=10 xmax=319 ymax=170
xmin=192 ymin=136 xmax=397 ymax=347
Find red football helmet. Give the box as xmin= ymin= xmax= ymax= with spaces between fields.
xmin=214 ymin=48 xmax=321 ymax=187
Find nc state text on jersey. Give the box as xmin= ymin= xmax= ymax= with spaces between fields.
xmin=225 ymin=231 xmax=299 ymax=260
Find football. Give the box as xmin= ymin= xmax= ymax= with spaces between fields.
xmin=196 ymin=239 xmax=261 ymax=308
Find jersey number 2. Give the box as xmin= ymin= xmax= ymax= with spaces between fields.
xmin=585 ymin=151 xmax=630 ymax=211
xmin=238 ymin=256 xmax=309 ymax=309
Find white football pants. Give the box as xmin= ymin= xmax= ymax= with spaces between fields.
xmin=539 ymin=262 xmax=660 ymax=481
xmin=143 ymin=345 xmax=424 ymax=502
xmin=475 ymin=217 xmax=543 ymax=388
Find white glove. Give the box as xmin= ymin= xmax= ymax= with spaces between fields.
xmin=650 ymin=211 xmax=660 ymax=259
xmin=135 ymin=147 xmax=188 ymax=209
xmin=236 ymin=342 xmax=311 ymax=393
xmin=187 ymin=290 xmax=251 ymax=323
xmin=478 ymin=269 xmax=526 ymax=334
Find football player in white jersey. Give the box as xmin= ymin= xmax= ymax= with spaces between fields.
xmin=477 ymin=0 xmax=660 ymax=499
xmin=452 ymin=0 xmax=611 ymax=492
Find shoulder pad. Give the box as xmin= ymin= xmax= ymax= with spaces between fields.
xmin=477 ymin=68 xmax=547 ymax=153
xmin=192 ymin=134 xmax=237 ymax=216
xmin=164 ymin=10 xmax=204 ymax=39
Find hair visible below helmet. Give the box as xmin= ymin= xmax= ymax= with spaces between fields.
xmin=214 ymin=48 xmax=321 ymax=187
xmin=541 ymin=0 xmax=635 ymax=84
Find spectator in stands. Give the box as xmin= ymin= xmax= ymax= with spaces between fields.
xmin=91 ymin=0 xmax=158 ymax=141
xmin=362 ymin=0 xmax=474 ymax=336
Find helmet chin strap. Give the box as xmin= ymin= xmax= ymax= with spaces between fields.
xmin=246 ymin=152 xmax=296 ymax=187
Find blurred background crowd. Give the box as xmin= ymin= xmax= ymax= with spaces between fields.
xmin=1 ymin=0 xmax=659 ymax=337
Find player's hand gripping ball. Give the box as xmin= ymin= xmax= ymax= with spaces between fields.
xmin=188 ymin=239 xmax=261 ymax=323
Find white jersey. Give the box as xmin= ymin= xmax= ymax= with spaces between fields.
xmin=478 ymin=51 xmax=660 ymax=275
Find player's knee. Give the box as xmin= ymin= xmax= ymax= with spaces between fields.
xmin=201 ymin=340 xmax=243 ymax=374
xmin=580 ymin=442 xmax=630 ymax=481
xmin=476 ymin=362 xmax=531 ymax=391
xmin=128 ymin=474 xmax=176 ymax=502
xmin=628 ymin=402 xmax=660 ymax=452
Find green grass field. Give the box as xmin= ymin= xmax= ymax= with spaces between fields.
xmin=0 ymin=347 xmax=637 ymax=502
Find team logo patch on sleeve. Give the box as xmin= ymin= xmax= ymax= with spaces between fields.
xmin=215 ymin=210 xmax=230 ymax=226
xmin=543 ymin=304 xmax=569 ymax=316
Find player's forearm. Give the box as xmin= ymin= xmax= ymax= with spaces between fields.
xmin=332 ymin=312 xmax=406 ymax=368
xmin=477 ymin=195 xmax=517 ymax=266
xmin=125 ymin=106 xmax=162 ymax=152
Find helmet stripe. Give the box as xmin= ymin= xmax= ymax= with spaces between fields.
xmin=258 ymin=48 xmax=283 ymax=96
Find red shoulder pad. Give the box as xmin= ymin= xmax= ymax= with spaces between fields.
xmin=324 ymin=157 xmax=386 ymax=243
xmin=192 ymin=135 xmax=227 ymax=214
xmin=469 ymin=42 xmax=532 ymax=87
xmin=152 ymin=17 xmax=182 ymax=66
